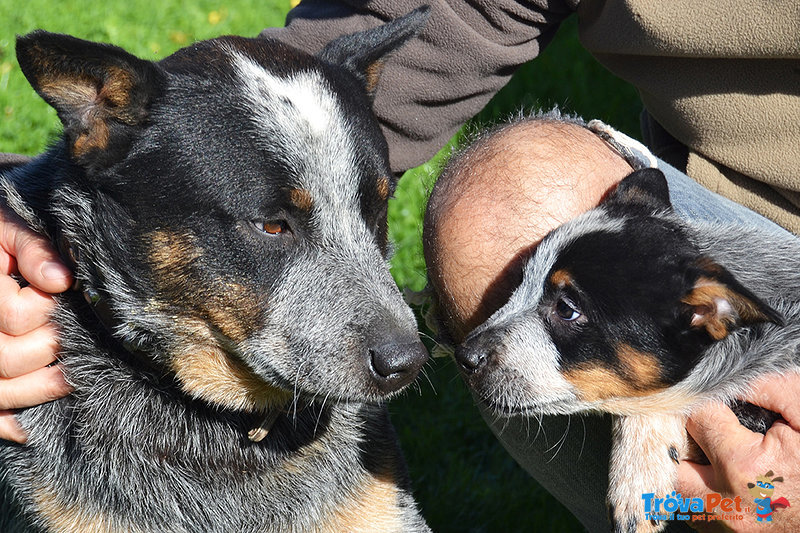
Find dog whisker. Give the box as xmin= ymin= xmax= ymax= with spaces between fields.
xmin=545 ymin=415 xmax=571 ymax=463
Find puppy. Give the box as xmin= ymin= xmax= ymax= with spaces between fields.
xmin=0 ymin=9 xmax=431 ymax=533
xmin=456 ymin=168 xmax=800 ymax=533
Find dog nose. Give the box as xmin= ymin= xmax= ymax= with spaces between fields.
xmin=369 ymin=339 xmax=428 ymax=393
xmin=454 ymin=344 xmax=488 ymax=373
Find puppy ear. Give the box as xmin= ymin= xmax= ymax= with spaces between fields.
xmin=318 ymin=6 xmax=429 ymax=98
xmin=681 ymin=257 xmax=784 ymax=341
xmin=606 ymin=168 xmax=672 ymax=211
xmin=16 ymin=30 xmax=163 ymax=170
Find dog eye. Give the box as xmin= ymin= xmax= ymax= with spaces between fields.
xmin=555 ymin=297 xmax=582 ymax=322
xmin=253 ymin=220 xmax=289 ymax=235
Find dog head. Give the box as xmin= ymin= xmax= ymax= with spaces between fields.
xmin=14 ymin=9 xmax=430 ymax=412
xmin=455 ymin=168 xmax=783 ymax=416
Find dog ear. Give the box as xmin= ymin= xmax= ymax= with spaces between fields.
xmin=681 ymin=257 xmax=784 ymax=342
xmin=606 ymin=168 xmax=672 ymax=211
xmin=16 ymin=30 xmax=164 ymax=170
xmin=318 ymin=6 xmax=429 ymax=98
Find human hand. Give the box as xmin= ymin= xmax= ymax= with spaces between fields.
xmin=677 ymin=373 xmax=800 ymax=531
xmin=0 ymin=209 xmax=73 ymax=443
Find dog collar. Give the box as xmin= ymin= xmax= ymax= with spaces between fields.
xmin=248 ymin=409 xmax=284 ymax=442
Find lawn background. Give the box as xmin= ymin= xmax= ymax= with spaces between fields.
xmin=0 ymin=2 xmax=642 ymax=531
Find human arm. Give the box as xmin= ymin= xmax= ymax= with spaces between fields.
xmin=677 ymin=374 xmax=800 ymax=531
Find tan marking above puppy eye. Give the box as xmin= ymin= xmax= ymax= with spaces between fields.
xmin=550 ymin=269 xmax=573 ymax=288
xmin=376 ymin=176 xmax=390 ymax=201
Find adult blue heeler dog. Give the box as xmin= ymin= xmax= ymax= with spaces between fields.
xmin=0 ymin=9 xmax=431 ymax=532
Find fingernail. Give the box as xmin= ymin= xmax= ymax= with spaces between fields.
xmin=41 ymin=260 xmax=71 ymax=281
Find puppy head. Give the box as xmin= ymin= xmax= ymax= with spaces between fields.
xmin=455 ymin=168 xmax=782 ymax=416
xmin=16 ymin=9 xmax=430 ymax=412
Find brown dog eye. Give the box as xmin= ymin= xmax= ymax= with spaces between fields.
xmin=555 ymin=297 xmax=581 ymax=322
xmin=255 ymin=220 xmax=289 ymax=235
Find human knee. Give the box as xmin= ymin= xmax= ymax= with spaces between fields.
xmin=423 ymin=115 xmax=633 ymax=342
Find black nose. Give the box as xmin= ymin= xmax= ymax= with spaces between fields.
xmin=369 ymin=340 xmax=428 ymax=393
xmin=454 ymin=344 xmax=488 ymax=373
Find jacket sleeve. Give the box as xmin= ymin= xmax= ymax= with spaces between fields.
xmin=260 ymin=0 xmax=576 ymax=173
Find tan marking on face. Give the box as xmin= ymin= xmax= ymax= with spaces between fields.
xmin=564 ymin=344 xmax=665 ymax=402
xmin=376 ymin=176 xmax=390 ymax=201
xmin=34 ymin=484 xmax=142 ymax=533
xmin=146 ymin=231 xmax=278 ymax=411
xmin=616 ymin=343 xmax=665 ymax=391
xmin=200 ymin=281 xmax=262 ymax=343
xmin=549 ymin=268 xmax=573 ymax=288
xmin=148 ymin=229 xmax=202 ymax=274
xmin=564 ymin=364 xmax=632 ymax=402
xmin=170 ymin=319 xmax=290 ymax=412
xmin=319 ymin=473 xmax=403 ymax=533
xmin=289 ymin=188 xmax=314 ymax=211
xmin=147 ymin=230 xmax=262 ymax=343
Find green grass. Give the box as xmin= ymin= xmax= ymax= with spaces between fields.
xmin=1 ymin=3 xmax=643 ymax=531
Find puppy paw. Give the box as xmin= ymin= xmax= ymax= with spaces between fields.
xmin=609 ymin=497 xmax=667 ymax=533
xmin=608 ymin=415 xmax=687 ymax=533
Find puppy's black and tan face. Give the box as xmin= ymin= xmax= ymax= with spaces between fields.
xmin=16 ymin=11 xmax=429 ymax=413
xmin=456 ymin=169 xmax=781 ymax=416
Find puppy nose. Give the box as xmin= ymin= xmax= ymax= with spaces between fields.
xmin=455 ymin=344 xmax=488 ymax=373
xmin=369 ymin=339 xmax=428 ymax=393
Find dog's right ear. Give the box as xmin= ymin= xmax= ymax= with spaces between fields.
xmin=16 ymin=31 xmax=164 ymax=171
xmin=680 ymin=257 xmax=784 ymax=342
xmin=318 ymin=6 xmax=430 ymax=98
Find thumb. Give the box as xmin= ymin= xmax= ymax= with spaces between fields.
xmin=686 ymin=401 xmax=760 ymax=466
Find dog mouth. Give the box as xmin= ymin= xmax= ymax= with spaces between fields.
xmin=478 ymin=395 xmax=572 ymax=418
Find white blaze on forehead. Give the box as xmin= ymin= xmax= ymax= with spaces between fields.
xmin=229 ymin=49 xmax=368 ymax=241
xmin=232 ymin=49 xmax=336 ymax=138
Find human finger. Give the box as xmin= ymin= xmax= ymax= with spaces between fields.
xmin=686 ymin=401 xmax=760 ymax=465
xmin=0 ymin=324 xmax=60 ymax=378
xmin=0 ymin=364 xmax=71 ymax=409
xmin=744 ymin=374 xmax=800 ymax=429
xmin=0 ymin=409 xmax=28 ymax=443
xmin=0 ymin=211 xmax=72 ymax=294
xmin=0 ymin=276 xmax=57 ymax=335
xmin=676 ymin=459 xmax=716 ymax=496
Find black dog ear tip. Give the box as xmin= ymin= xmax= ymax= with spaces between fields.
xmin=413 ymin=5 xmax=432 ymax=17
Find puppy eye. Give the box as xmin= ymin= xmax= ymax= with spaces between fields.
xmin=555 ymin=297 xmax=582 ymax=322
xmin=254 ymin=220 xmax=289 ymax=235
